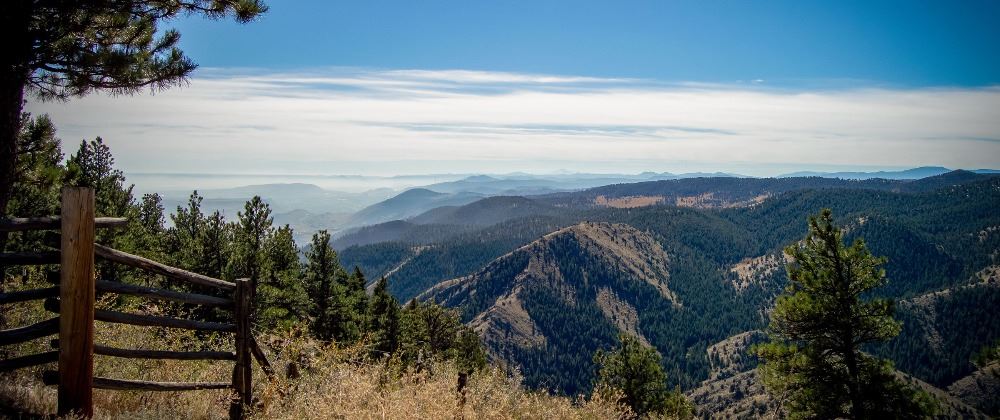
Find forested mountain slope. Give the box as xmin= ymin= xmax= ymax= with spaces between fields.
xmin=341 ymin=175 xmax=1000 ymax=396
xmin=421 ymin=222 xmax=736 ymax=394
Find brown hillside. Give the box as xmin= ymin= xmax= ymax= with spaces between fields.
xmin=421 ymin=221 xmax=678 ymax=360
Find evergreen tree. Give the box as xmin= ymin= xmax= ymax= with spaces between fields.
xmin=367 ymin=277 xmax=401 ymax=356
xmin=64 ymin=137 xmax=137 ymax=282
xmin=3 ymin=114 xmax=63 ymax=287
xmin=256 ymin=224 xmax=309 ymax=330
xmin=126 ymin=193 xmax=166 ymax=261
xmin=399 ymin=300 xmax=486 ymax=372
xmin=455 ymin=327 xmax=487 ymax=374
xmin=231 ymin=196 xmax=272 ymax=285
xmin=755 ymin=209 xmax=936 ymax=418
xmin=64 ymin=137 xmax=134 ymax=219
xmin=346 ymin=267 xmax=369 ymax=332
xmin=6 ymin=114 xmax=62 ymax=220
xmin=303 ymin=230 xmax=345 ymax=341
xmin=593 ymin=334 xmax=692 ymax=418
xmin=0 ymin=1 xmax=267 ymax=245
xmin=168 ymin=191 xmax=206 ymax=272
xmin=201 ymin=210 xmax=231 ymax=280
xmin=137 ymin=194 xmax=165 ymax=236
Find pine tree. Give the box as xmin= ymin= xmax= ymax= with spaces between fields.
xmin=7 ymin=114 xmax=62 ymax=220
xmin=303 ymin=230 xmax=346 ymax=341
xmin=755 ymin=209 xmax=936 ymax=418
xmin=201 ymin=210 xmax=231 ymax=280
xmin=455 ymin=327 xmax=487 ymax=374
xmin=64 ymin=137 xmax=134 ymax=219
xmin=346 ymin=267 xmax=369 ymax=333
xmin=593 ymin=334 xmax=692 ymax=418
xmin=0 ymin=1 xmax=267 ymax=247
xmin=367 ymin=277 xmax=401 ymax=357
xmin=231 ymin=196 xmax=272 ymax=286
xmin=256 ymin=224 xmax=308 ymax=330
xmin=398 ymin=300 xmax=486 ymax=371
xmin=167 ymin=191 xmax=206 ymax=272
xmin=64 ymin=137 xmax=137 ymax=282
xmin=3 ymin=114 xmax=63 ymax=288
xmin=126 ymin=193 xmax=166 ymax=261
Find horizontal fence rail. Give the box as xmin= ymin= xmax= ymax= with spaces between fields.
xmin=0 ymin=351 xmax=59 ymax=372
xmin=42 ymin=298 xmax=236 ymax=333
xmin=0 ymin=317 xmax=60 ymax=346
xmin=50 ymin=339 xmax=236 ymax=361
xmin=42 ymin=371 xmax=232 ymax=392
xmin=95 ymin=346 xmax=237 ymax=361
xmin=95 ymin=280 xmax=233 ymax=308
xmin=95 ymin=309 xmax=237 ymax=333
xmin=0 ymin=217 xmax=127 ymax=232
xmin=0 ymin=251 xmax=60 ymax=265
xmin=94 ymin=244 xmax=236 ymax=291
xmin=0 ymin=286 xmax=59 ymax=305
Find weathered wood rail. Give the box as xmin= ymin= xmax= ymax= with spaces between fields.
xmin=0 ymin=187 xmax=271 ymax=419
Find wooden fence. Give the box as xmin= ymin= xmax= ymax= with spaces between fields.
xmin=0 ymin=187 xmax=272 ymax=419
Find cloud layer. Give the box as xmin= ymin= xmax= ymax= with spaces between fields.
xmin=25 ymin=67 xmax=1000 ymax=176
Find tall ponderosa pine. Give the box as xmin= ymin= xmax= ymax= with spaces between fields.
xmin=367 ymin=277 xmax=401 ymax=356
xmin=0 ymin=1 xmax=267 ymax=257
xmin=755 ymin=209 xmax=936 ymax=418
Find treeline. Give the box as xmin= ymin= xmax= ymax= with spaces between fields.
xmin=2 ymin=115 xmax=485 ymax=371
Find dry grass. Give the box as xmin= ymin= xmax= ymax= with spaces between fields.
xmin=255 ymin=343 xmax=630 ymax=420
xmin=2 ymin=298 xmax=632 ymax=420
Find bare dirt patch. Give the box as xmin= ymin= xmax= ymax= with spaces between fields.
xmin=594 ymin=195 xmax=665 ymax=208
xmin=729 ymin=254 xmax=785 ymax=292
xmin=595 ymin=288 xmax=650 ymax=346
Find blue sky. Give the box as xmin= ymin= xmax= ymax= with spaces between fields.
xmin=172 ymin=0 xmax=1000 ymax=87
xmin=26 ymin=1 xmax=1000 ymax=179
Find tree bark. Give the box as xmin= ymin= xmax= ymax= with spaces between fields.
xmin=843 ymin=338 xmax=865 ymax=419
xmin=0 ymin=75 xmax=24 ymax=226
xmin=0 ymin=1 xmax=32 ymax=260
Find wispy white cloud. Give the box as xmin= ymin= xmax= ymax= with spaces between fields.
xmin=24 ymin=67 xmax=1000 ymax=177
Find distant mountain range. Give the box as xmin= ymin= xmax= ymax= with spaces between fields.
xmin=776 ymin=166 xmax=999 ymax=180
xmin=338 ymin=170 xmax=1000 ymax=411
xmin=151 ymin=167 xmax=998 ymax=246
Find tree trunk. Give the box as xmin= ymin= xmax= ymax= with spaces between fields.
xmin=0 ymin=0 xmax=32 ymax=258
xmin=0 ymin=68 xmax=28 ymax=298
xmin=843 ymin=340 xmax=865 ymax=419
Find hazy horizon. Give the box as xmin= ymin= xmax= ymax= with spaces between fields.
xmin=127 ymin=165 xmax=995 ymax=196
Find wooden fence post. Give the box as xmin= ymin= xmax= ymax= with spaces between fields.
xmin=229 ymin=278 xmax=252 ymax=420
xmin=58 ymin=187 xmax=95 ymax=418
